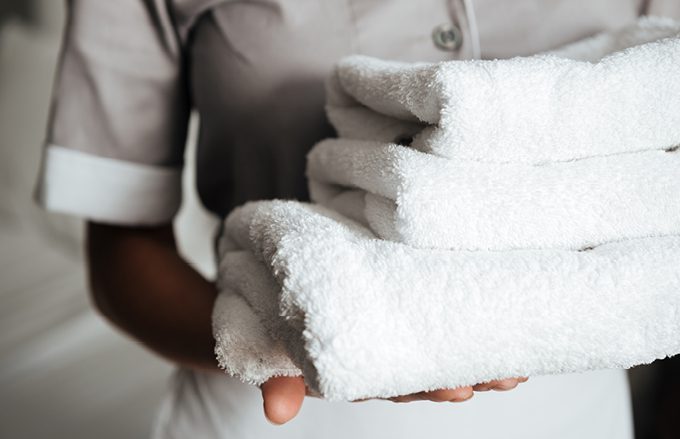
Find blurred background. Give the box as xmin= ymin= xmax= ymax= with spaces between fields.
xmin=0 ymin=1 xmax=678 ymax=438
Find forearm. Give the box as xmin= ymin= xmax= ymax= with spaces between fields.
xmin=86 ymin=221 xmax=219 ymax=371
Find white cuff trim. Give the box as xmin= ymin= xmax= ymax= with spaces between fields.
xmin=36 ymin=145 xmax=183 ymax=225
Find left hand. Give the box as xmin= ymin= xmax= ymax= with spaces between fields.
xmin=260 ymin=375 xmax=529 ymax=424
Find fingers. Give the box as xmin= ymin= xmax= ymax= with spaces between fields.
xmin=421 ymin=386 xmax=474 ymax=402
xmin=261 ymin=375 xmax=530 ymax=419
xmin=389 ymin=386 xmax=474 ymax=403
xmin=387 ymin=375 xmax=530 ymax=403
xmin=261 ymin=376 xmax=306 ymax=425
xmin=388 ymin=376 xmax=528 ymax=404
xmin=473 ymin=377 xmax=529 ymax=392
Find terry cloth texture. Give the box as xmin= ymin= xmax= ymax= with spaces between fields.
xmin=310 ymin=16 xmax=680 ymax=249
xmin=308 ymin=140 xmax=680 ymax=250
xmin=213 ymin=17 xmax=680 ymax=401
xmin=324 ymin=16 xmax=680 ymax=164
xmin=214 ymin=201 xmax=680 ymax=401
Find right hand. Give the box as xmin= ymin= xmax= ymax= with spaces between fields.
xmin=260 ymin=375 xmax=528 ymax=425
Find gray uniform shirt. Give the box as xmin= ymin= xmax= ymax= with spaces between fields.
xmin=34 ymin=1 xmax=679 ymax=438
xmin=36 ymin=0 xmax=680 ymax=223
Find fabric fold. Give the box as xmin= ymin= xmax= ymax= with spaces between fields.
xmin=308 ymin=138 xmax=680 ymax=250
xmin=326 ymin=16 xmax=680 ymax=164
xmin=213 ymin=200 xmax=680 ymax=401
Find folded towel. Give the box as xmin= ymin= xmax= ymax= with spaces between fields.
xmin=308 ymin=139 xmax=680 ymax=250
xmin=213 ymin=17 xmax=680 ymax=400
xmin=326 ymin=16 xmax=680 ymax=164
xmin=213 ymin=292 xmax=301 ymax=385
xmin=214 ymin=200 xmax=680 ymax=401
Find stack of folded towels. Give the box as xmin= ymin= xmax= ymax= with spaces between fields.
xmin=213 ymin=17 xmax=680 ymax=402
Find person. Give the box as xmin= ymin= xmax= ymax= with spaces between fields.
xmin=35 ymin=1 xmax=679 ymax=437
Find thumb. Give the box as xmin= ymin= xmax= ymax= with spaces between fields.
xmin=261 ymin=376 xmax=306 ymax=425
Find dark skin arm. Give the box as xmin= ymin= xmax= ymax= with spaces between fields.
xmin=86 ymin=221 xmax=525 ymax=424
xmin=86 ymin=222 xmax=218 ymax=370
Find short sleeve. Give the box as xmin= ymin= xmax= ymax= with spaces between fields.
xmin=35 ymin=0 xmax=190 ymax=225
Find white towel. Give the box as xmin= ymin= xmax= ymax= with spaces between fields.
xmin=213 ymin=17 xmax=680 ymax=400
xmin=213 ymin=200 xmax=680 ymax=401
xmin=326 ymin=16 xmax=680 ymax=164
xmin=307 ymin=139 xmax=680 ymax=250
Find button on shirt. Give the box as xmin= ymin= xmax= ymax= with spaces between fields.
xmin=432 ymin=23 xmax=464 ymax=51
xmin=35 ymin=1 xmax=679 ymax=438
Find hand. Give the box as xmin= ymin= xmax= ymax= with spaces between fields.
xmin=260 ymin=375 xmax=528 ymax=424
xmin=472 ymin=377 xmax=528 ymax=392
